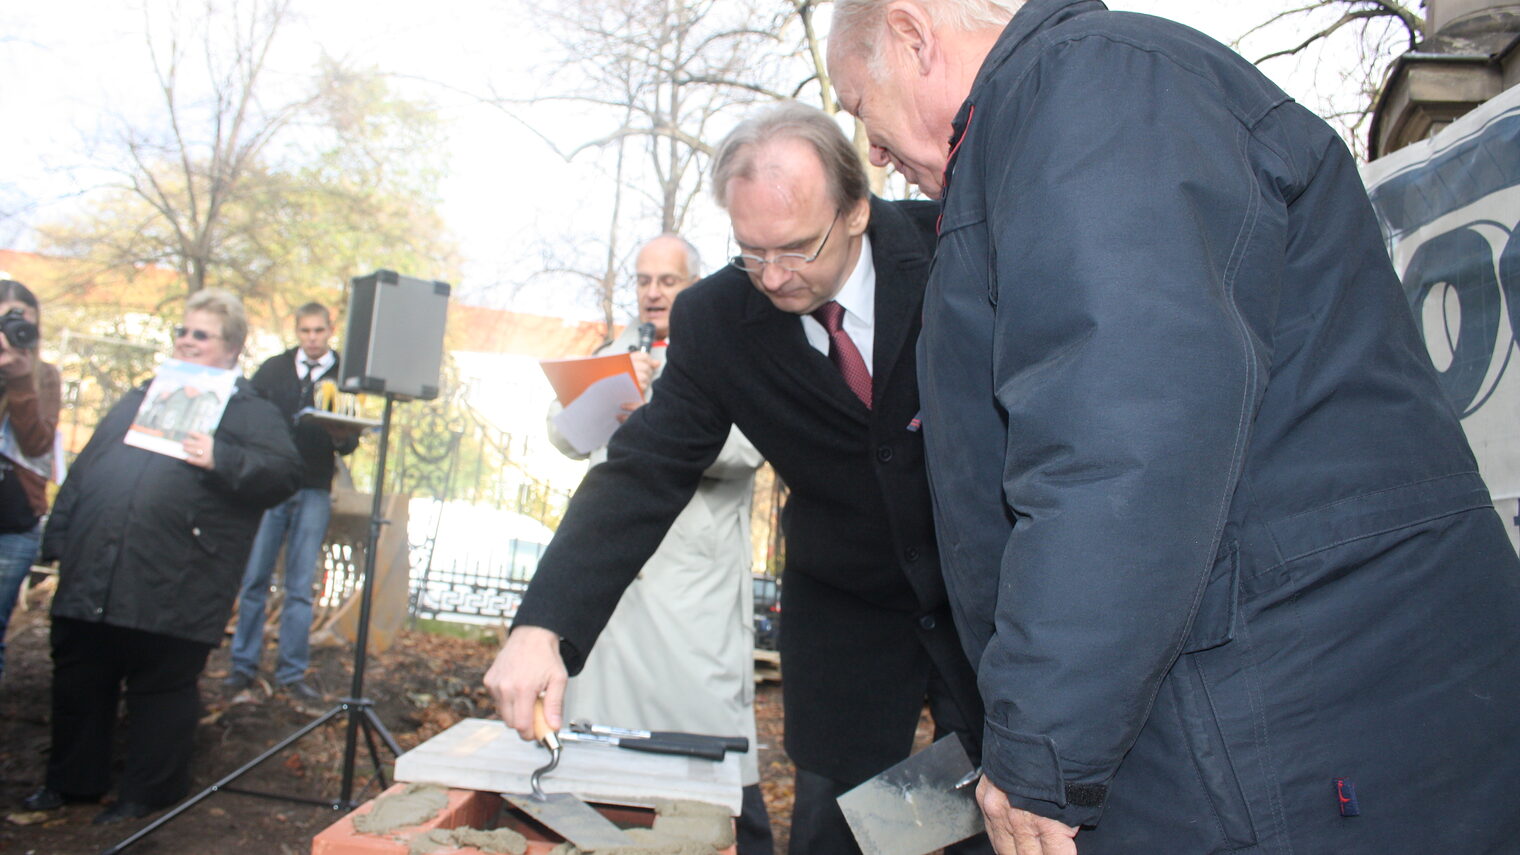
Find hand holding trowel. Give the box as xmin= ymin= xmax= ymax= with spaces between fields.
xmin=502 ymin=700 xmax=634 ymax=850
xmin=837 ymin=734 xmax=987 ymax=855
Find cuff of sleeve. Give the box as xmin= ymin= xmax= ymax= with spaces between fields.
xmin=984 ymin=718 xmax=1110 ymax=827
xmin=507 ymin=616 xmax=585 ymax=674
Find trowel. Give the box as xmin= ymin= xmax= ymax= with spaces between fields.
xmin=502 ymin=701 xmax=634 ymax=850
xmin=562 ymin=719 xmax=748 ymax=761
xmin=836 ymin=734 xmax=986 ymax=855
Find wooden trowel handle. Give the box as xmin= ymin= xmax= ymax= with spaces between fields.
xmin=533 ymin=698 xmax=561 ymax=752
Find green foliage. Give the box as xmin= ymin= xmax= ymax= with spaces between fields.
xmin=52 ymin=323 xmax=162 ymax=451
xmin=244 ymin=59 xmax=461 ymax=324
xmin=39 ymin=41 xmax=458 ymax=336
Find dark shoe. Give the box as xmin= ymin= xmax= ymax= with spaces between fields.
xmin=222 ymin=671 xmax=255 ymax=692
xmin=281 ymin=680 xmax=323 ymax=703
xmin=23 ymin=786 xmax=100 ymax=811
xmin=22 ymin=786 xmax=63 ymax=811
xmin=92 ymin=800 xmax=154 ymax=825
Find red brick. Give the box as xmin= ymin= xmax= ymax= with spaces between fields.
xmin=312 ymin=785 xmax=737 ymax=855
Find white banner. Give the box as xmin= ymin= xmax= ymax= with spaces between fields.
xmin=1363 ymin=85 xmax=1520 ymax=548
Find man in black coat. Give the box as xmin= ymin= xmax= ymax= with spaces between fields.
xmin=486 ymin=101 xmax=986 ymax=854
xmin=226 ymin=302 xmax=357 ymax=702
xmin=830 ymin=1 xmax=1520 ymax=853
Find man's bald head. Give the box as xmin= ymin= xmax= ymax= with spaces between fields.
xmin=635 ymin=234 xmax=702 ymax=340
xmin=717 ymin=123 xmax=873 ymax=316
xmin=711 ymin=101 xmax=869 ymax=215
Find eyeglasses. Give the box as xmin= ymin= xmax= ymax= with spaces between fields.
xmin=731 ymin=214 xmax=839 ymax=274
xmin=173 ymin=325 xmax=222 ymax=342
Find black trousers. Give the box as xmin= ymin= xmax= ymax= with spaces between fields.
xmin=788 ymin=666 xmax=993 ymax=855
xmin=47 ymin=617 xmax=213 ymax=807
xmin=738 ymin=782 xmax=775 ymax=855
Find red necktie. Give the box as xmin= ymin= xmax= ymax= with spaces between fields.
xmin=812 ymin=301 xmax=872 ymax=409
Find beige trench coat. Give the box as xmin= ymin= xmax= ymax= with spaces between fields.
xmin=547 ymin=323 xmax=764 ymax=784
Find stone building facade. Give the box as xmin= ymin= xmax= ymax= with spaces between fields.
xmin=1371 ymin=0 xmax=1520 ymax=157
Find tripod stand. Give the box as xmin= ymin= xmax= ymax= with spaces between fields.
xmin=105 ymin=394 xmax=407 ymax=855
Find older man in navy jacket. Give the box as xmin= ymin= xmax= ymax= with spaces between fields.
xmin=830 ymin=1 xmax=1520 ymax=853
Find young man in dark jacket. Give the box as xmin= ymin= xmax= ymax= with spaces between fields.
xmin=226 ymin=302 xmax=357 ymax=702
xmin=830 ymin=1 xmax=1520 ymax=853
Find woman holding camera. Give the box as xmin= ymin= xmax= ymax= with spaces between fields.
xmin=0 ymin=279 xmax=61 ymax=680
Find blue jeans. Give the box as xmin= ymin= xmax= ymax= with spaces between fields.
xmin=0 ymin=523 xmax=41 ymax=677
xmin=230 ymin=488 xmax=331 ymax=685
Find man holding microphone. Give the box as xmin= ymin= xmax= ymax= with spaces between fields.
xmin=543 ymin=234 xmax=771 ymax=854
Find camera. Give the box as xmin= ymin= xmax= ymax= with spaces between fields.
xmin=0 ymin=309 xmax=38 ymax=350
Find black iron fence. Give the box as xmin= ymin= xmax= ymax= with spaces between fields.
xmin=342 ymin=381 xmax=573 ymax=626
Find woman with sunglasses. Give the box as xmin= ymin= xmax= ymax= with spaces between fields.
xmin=27 ymin=289 xmax=301 ymax=824
xmin=0 ymin=280 xmax=61 ymax=681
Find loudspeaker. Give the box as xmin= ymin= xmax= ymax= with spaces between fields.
xmin=342 ymin=270 xmax=450 ymax=400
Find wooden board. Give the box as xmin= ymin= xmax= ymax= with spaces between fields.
xmin=753 ymin=649 xmax=781 ymax=683
xmin=393 ymin=718 xmax=744 ymax=815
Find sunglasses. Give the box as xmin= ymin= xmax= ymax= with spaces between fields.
xmin=172 ymin=325 xmax=222 ymax=342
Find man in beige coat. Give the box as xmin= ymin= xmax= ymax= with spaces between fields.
xmin=545 ymin=234 xmax=771 ymax=854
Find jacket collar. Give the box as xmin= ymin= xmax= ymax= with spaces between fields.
xmin=740 ymin=197 xmax=932 ymax=421
xmin=976 ymin=0 xmax=1106 ymax=89
xmin=944 ymin=0 xmax=1104 ymax=205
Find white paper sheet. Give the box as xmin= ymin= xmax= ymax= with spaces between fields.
xmin=550 ymin=373 xmax=642 ymax=455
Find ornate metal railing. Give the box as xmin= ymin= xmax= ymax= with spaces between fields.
xmin=333 ymin=379 xmax=574 ymax=626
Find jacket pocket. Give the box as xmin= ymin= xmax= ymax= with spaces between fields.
xmin=933 ymin=213 xmax=995 ymax=306
xmin=1182 ymin=541 xmax=1239 ymax=654
xmin=1170 ymin=655 xmax=1259 ymax=848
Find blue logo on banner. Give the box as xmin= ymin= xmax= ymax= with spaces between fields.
xmin=1369 ymin=110 xmax=1520 ymax=418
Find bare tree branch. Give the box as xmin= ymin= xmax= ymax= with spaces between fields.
xmin=1238 ymin=0 xmax=1423 ymax=161
xmin=1253 ymin=8 xmax=1407 ymax=64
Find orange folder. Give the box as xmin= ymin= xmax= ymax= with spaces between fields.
xmin=540 ymin=352 xmax=641 ymax=406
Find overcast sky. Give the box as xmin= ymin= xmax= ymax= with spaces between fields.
xmin=0 ymin=1 xmax=1383 ymax=320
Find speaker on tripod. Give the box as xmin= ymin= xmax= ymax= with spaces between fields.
xmin=106 ymin=271 xmax=452 ymax=854
xmin=343 ymin=270 xmax=451 ymax=400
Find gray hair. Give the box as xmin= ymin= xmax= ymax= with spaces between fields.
xmin=647 ymin=233 xmax=703 ymax=279
xmin=711 ymin=101 xmax=869 ymax=214
xmin=832 ymin=0 xmax=1020 ymax=71
xmin=186 ymin=288 xmax=248 ymax=355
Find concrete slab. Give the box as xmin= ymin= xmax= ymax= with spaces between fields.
xmin=393 ymin=718 xmax=743 ymax=815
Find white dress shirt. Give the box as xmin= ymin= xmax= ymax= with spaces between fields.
xmin=800 ymin=233 xmax=875 ymax=376
xmin=295 ymin=348 xmax=335 ymax=380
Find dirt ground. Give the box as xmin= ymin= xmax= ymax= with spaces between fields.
xmin=0 ymin=590 xmax=798 ymax=855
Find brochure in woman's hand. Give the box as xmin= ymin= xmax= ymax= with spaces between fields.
xmin=123 ymin=359 xmax=239 ymax=460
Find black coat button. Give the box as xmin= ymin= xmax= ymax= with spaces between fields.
xmin=905 ymin=547 xmax=920 ymax=562
xmin=876 ymin=445 xmax=893 ymax=462
xmin=919 ymin=614 xmax=937 ymax=630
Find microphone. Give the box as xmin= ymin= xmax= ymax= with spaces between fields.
xmin=635 ymin=322 xmax=656 ymax=354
